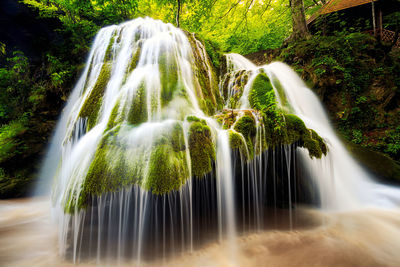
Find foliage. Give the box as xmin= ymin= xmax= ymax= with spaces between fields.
xmin=0 ymin=118 xmax=28 ymax=164
xmin=278 ymin=32 xmax=400 ymax=161
xmin=137 ymin=0 xmax=293 ymax=54
xmin=0 ymin=45 xmax=76 ymax=198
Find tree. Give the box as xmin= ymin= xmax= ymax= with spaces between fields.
xmin=155 ymin=0 xmax=182 ymax=27
xmin=176 ymin=0 xmax=181 ymax=27
xmin=289 ymin=0 xmax=310 ymax=40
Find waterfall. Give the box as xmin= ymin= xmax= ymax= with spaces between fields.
xmin=40 ymin=17 xmax=240 ymax=263
xmin=40 ymin=17 xmax=400 ymax=264
xmin=230 ymin=54 xmax=400 ymax=211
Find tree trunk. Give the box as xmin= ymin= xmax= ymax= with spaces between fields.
xmin=289 ymin=0 xmax=310 ymax=40
xmin=391 ymin=26 xmax=399 ymax=49
xmin=176 ymin=0 xmax=181 ymax=28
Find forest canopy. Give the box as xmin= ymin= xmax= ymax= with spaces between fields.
xmin=21 ymin=0 xmax=324 ymax=54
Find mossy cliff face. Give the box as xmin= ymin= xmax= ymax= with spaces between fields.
xmin=61 ymin=22 xmax=329 ymax=213
xmin=185 ymin=32 xmax=223 ymax=115
xmin=187 ymin=117 xmax=216 ymax=177
xmin=78 ymin=63 xmax=112 ymax=130
xmin=64 ymin=67 xmax=327 ymax=213
xmin=146 ymin=123 xmax=189 ymax=194
xmin=159 ymin=52 xmax=181 ymax=107
xmin=214 ymin=72 xmax=327 ymax=160
xmin=221 ymin=69 xmax=250 ymax=109
xmin=62 ymin=25 xmax=232 ymax=212
xmin=65 ymin=121 xmax=192 ymax=213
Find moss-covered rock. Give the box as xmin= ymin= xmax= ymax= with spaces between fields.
xmin=79 ymin=63 xmax=112 ymax=130
xmin=106 ymin=100 xmax=122 ymax=130
xmin=214 ymin=109 xmax=240 ymax=130
xmin=65 ymin=121 xmax=190 ymax=212
xmin=270 ymin=74 xmax=289 ymax=109
xmin=65 ymin=134 xmax=132 ymax=213
xmin=159 ymin=52 xmax=180 ymax=106
xmin=234 ymin=114 xmax=256 ymax=139
xmin=185 ymin=32 xmax=222 ymax=115
xmin=221 ymin=69 xmax=250 ymax=108
xmin=228 ymin=129 xmax=248 ymax=157
xmin=146 ymin=142 xmax=189 ymax=194
xmin=188 ymin=120 xmax=215 ymax=177
xmin=128 ymin=82 xmax=148 ymax=125
xmin=249 ymin=72 xmax=276 ymax=111
xmin=186 ymin=115 xmax=204 ymax=123
xmin=284 ymin=114 xmax=327 ymax=158
xmin=246 ymin=71 xmax=327 ymax=158
xmin=105 ymin=34 xmax=116 ymax=61
xmin=128 ymin=45 xmax=141 ymax=74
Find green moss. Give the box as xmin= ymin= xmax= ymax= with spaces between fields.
xmin=284 ymin=114 xmax=307 ymax=142
xmin=159 ymin=53 xmax=180 ymax=106
xmin=105 ymin=34 xmax=116 ymax=61
xmin=205 ymin=98 xmax=215 ymax=115
xmin=170 ymin=122 xmax=186 ymax=152
xmin=146 ymin=143 xmax=189 ymax=194
xmin=128 ymin=46 xmax=141 ymax=74
xmin=128 ymin=82 xmax=148 ymax=125
xmin=65 ymin=139 xmax=108 ymax=213
xmin=64 ymin=132 xmax=139 ymax=213
xmin=284 ymin=114 xmax=327 ymax=158
xmin=214 ymin=109 xmax=240 ymax=130
xmin=145 ymin=122 xmax=188 ymax=194
xmin=188 ymin=120 xmax=215 ymax=177
xmin=65 ymin=121 xmax=191 ymax=211
xmin=106 ymin=100 xmax=121 ymax=130
xmin=233 ymin=114 xmax=257 ymax=158
xmin=270 ymin=74 xmax=288 ymax=108
xmin=186 ymin=115 xmax=204 ymax=123
xmin=249 ymin=73 xmax=275 ymax=111
xmin=234 ymin=115 xmax=256 ymax=139
xmin=245 ymin=73 xmax=326 ymax=158
xmin=184 ymin=31 xmax=220 ymax=116
xmin=311 ymin=129 xmax=328 ymax=156
xmin=79 ymin=63 xmax=111 ymax=130
xmin=228 ymin=129 xmax=248 ymax=157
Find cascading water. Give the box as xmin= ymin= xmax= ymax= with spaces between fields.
xmin=42 ymin=17 xmax=242 ymax=263
xmin=228 ymin=54 xmax=400 ymax=211
xmin=40 ymin=16 xmax=400 ymax=265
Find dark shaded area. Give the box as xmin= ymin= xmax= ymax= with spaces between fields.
xmin=346 ymin=141 xmax=400 ymax=185
xmin=0 ymin=1 xmax=84 ymax=199
xmin=0 ymin=0 xmax=62 ymax=63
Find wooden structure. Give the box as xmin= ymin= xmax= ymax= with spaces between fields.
xmin=307 ymin=0 xmax=400 ymax=47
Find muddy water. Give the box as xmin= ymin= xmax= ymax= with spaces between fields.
xmin=1 ymin=198 xmax=400 ymax=267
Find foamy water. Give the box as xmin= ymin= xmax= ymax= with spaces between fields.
xmin=2 ymin=198 xmax=400 ymax=267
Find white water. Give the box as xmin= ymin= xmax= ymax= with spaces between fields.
xmin=37 ymin=17 xmax=240 ymax=263
xmin=227 ymin=53 xmax=400 ymax=211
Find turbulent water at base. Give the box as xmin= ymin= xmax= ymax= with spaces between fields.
xmin=24 ymin=17 xmax=400 ymax=266
xmin=2 ymin=199 xmax=400 ymax=267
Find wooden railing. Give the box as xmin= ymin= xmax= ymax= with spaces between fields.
xmin=364 ymin=29 xmax=400 ymax=48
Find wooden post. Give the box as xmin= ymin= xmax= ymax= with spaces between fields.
xmin=372 ymin=0 xmax=376 ymax=36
